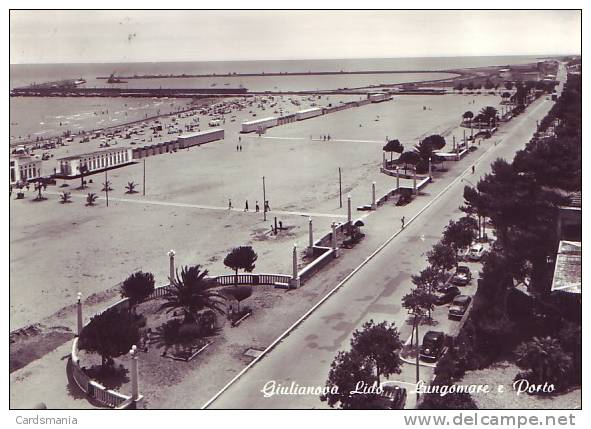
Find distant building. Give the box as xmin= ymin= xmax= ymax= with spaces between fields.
xmin=557 ymin=191 xmax=581 ymax=241
xmin=10 ymin=155 xmax=42 ymax=185
xmin=57 ymin=147 xmax=134 ymax=178
xmin=551 ymin=240 xmax=581 ymax=295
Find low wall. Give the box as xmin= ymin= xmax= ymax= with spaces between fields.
xmin=299 ymin=247 xmax=334 ymax=284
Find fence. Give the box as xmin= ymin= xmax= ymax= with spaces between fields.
xmin=299 ymin=247 xmax=334 ymax=284
xmin=70 ymin=337 xmax=133 ymax=409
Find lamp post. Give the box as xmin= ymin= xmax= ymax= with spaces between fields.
xmin=76 ymin=292 xmax=83 ymax=336
xmin=347 ymin=195 xmax=352 ymax=225
xmin=371 ymin=182 xmax=376 ymax=210
xmin=262 ymin=176 xmax=266 ymax=221
xmin=168 ymin=250 xmax=175 ymax=283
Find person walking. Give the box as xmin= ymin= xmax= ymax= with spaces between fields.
xmin=265 ymin=200 xmax=270 ymax=212
xmin=228 ymin=199 xmax=232 ymax=210
xmin=244 ymin=200 xmax=249 ymax=211
xmin=401 ymin=216 xmax=405 ymax=229
xmin=471 ymin=165 xmax=475 ymax=174
xmin=255 ymin=201 xmax=260 ymax=212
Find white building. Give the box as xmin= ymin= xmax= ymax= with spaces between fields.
xmin=368 ymin=93 xmax=392 ymax=103
xmin=10 ymin=155 xmax=42 ymax=185
xmin=177 ymin=128 xmax=225 ymax=147
xmin=241 ymin=117 xmax=278 ymax=133
xmin=296 ymin=107 xmax=323 ymax=121
xmin=58 ymin=147 xmax=134 ymax=178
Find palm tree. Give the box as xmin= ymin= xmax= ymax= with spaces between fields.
xmin=158 ymin=265 xmax=226 ymax=324
xmin=125 ymin=181 xmax=137 ymax=194
xmin=86 ymin=193 xmax=98 ymax=206
xmin=60 ymin=192 xmax=72 ymax=204
xmin=515 ymin=336 xmax=573 ymax=387
xmin=101 ymin=180 xmax=112 ymax=192
xmin=479 ymin=106 xmax=498 ymax=124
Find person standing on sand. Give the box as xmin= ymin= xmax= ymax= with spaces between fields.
xmin=255 ymin=201 xmax=260 ymax=212
xmin=228 ymin=199 xmax=232 ymax=210
xmin=401 ymin=216 xmax=405 ymax=229
xmin=244 ymin=200 xmax=249 ymax=211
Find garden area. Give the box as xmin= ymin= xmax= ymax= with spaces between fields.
xmin=75 ymin=246 xmax=261 ymax=405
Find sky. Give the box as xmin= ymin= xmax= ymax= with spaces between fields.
xmin=9 ymin=10 xmax=582 ymax=64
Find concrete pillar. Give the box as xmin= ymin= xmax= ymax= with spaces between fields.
xmin=382 ymin=151 xmax=386 ymax=168
xmin=130 ymin=345 xmax=142 ymax=407
xmin=396 ymin=166 xmax=400 ymax=189
xmin=307 ymin=218 xmax=314 ymax=257
xmin=428 ymin=157 xmax=432 ymax=179
xmin=452 ymin=135 xmax=456 ymax=151
xmin=347 ymin=195 xmax=352 ymax=224
xmin=168 ymin=250 xmax=175 ymax=283
xmin=371 ymin=182 xmax=376 ymax=210
xmin=463 ymin=129 xmax=466 ymax=147
xmin=331 ymin=223 xmax=339 ymax=258
xmin=413 ymin=169 xmax=418 ymax=195
xmin=76 ymin=292 xmax=83 ymax=336
xmin=290 ymin=243 xmax=300 ymax=288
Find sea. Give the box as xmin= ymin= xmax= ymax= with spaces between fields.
xmin=9 ymin=55 xmax=545 ymax=143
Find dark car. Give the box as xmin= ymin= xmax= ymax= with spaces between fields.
xmin=451 ymin=265 xmax=472 ymax=286
xmin=420 ymin=331 xmax=445 ymax=362
xmin=369 ymin=382 xmax=407 ymax=409
xmin=434 ymin=286 xmax=461 ymax=305
xmin=448 ymin=295 xmax=472 ymax=320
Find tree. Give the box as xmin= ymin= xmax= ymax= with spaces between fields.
xmin=350 ymin=320 xmax=403 ymax=384
xmin=427 ymin=241 xmax=458 ymax=273
xmin=101 ymin=180 xmax=112 ymax=192
xmin=60 ymin=191 xmax=72 ymax=203
xmin=397 ymin=151 xmax=420 ymax=174
xmin=382 ymin=139 xmax=404 ymax=163
xmin=223 ymin=246 xmax=258 ymax=287
xmin=78 ymin=308 xmax=140 ymax=368
xmin=479 ymin=106 xmax=498 ymax=125
xmin=515 ymin=336 xmax=573 ymax=389
xmin=158 ymin=265 xmax=226 ymax=324
xmin=321 ymin=350 xmax=377 ymax=409
xmin=402 ymin=285 xmax=436 ymax=323
xmin=120 ymin=271 xmax=155 ymax=310
xmin=86 ymin=193 xmax=98 ymax=206
xmin=125 ymin=181 xmax=138 ymax=194
xmin=422 ymin=134 xmax=446 ymax=151
xmin=462 ymin=111 xmax=474 ymax=125
xmin=442 ymin=217 xmax=478 ymax=252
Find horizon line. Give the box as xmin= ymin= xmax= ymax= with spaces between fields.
xmin=9 ymin=53 xmax=580 ymax=66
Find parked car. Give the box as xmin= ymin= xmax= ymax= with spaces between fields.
xmin=448 ymin=295 xmax=472 ymax=320
xmin=451 ymin=265 xmax=472 ymax=286
xmin=420 ymin=331 xmax=445 ymax=362
xmin=435 ymin=286 xmax=461 ymax=305
xmin=467 ymin=243 xmax=485 ymax=261
xmin=368 ymin=382 xmax=407 ymax=409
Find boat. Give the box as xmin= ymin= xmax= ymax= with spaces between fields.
xmin=107 ymin=73 xmax=128 ymax=84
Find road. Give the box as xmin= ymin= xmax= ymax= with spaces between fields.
xmin=204 ymin=67 xmax=565 ymax=409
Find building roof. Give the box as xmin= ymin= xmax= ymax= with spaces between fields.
xmin=177 ymin=128 xmax=223 ymax=139
xmin=297 ymin=107 xmax=322 ymax=114
xmin=242 ymin=117 xmax=277 ymax=126
xmin=551 ymin=240 xmax=581 ymax=294
xmin=567 ymin=191 xmax=582 ymax=208
xmin=58 ymin=147 xmax=129 ymax=161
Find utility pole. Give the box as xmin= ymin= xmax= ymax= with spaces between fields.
xmin=262 ymin=176 xmax=266 ymax=221
xmin=415 ymin=315 xmax=420 ymax=405
xmin=339 ymin=167 xmax=342 ymax=208
xmin=143 ymin=158 xmax=146 ymax=196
